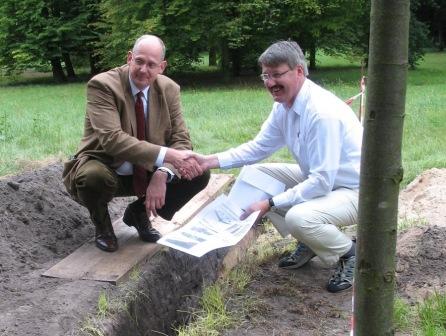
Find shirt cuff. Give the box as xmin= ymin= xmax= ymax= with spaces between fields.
xmin=271 ymin=192 xmax=291 ymax=208
xmin=156 ymin=147 xmax=167 ymax=167
xmin=216 ymin=152 xmax=231 ymax=169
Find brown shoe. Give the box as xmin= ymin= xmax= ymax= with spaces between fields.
xmin=123 ymin=201 xmax=161 ymax=243
xmin=95 ymin=232 xmax=118 ymax=252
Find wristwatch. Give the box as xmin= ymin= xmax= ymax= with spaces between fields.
xmin=157 ymin=167 xmax=174 ymax=182
xmin=268 ymin=197 xmax=275 ymax=209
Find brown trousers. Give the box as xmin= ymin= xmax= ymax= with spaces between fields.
xmin=72 ymin=159 xmax=210 ymax=230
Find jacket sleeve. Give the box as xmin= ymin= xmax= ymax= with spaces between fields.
xmin=157 ymin=80 xmax=192 ymax=174
xmin=86 ymin=77 xmax=161 ymax=170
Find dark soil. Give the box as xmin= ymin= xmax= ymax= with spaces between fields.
xmin=0 ymin=163 xmax=129 ymax=335
xmin=0 ymin=164 xmax=445 ymax=335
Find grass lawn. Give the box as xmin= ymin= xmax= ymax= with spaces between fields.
xmin=0 ymin=52 xmax=445 ymax=335
xmin=0 ymin=52 xmax=445 ymax=185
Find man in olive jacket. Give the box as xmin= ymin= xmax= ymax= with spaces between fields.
xmin=63 ymin=35 xmax=209 ymax=252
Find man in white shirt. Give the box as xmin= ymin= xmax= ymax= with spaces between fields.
xmin=189 ymin=40 xmax=362 ymax=293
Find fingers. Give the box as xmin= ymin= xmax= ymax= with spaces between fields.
xmin=145 ymin=174 xmax=167 ymax=217
xmin=145 ymin=198 xmax=158 ymax=218
xmin=177 ymin=157 xmax=203 ymax=180
xmin=164 ymin=149 xmax=218 ymax=180
xmin=145 ymin=194 xmax=166 ymax=218
xmin=239 ymin=200 xmax=270 ymax=220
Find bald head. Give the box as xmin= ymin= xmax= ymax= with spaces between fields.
xmin=132 ymin=35 xmax=166 ymax=61
xmin=127 ymin=34 xmax=167 ymax=90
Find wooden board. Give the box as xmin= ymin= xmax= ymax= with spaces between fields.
xmin=42 ymin=174 xmax=233 ymax=284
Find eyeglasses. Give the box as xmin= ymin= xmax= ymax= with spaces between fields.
xmin=260 ymin=69 xmax=291 ymax=81
xmin=132 ymin=58 xmax=163 ymax=70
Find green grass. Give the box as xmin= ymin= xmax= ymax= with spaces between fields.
xmin=418 ymin=292 xmax=446 ymax=336
xmin=176 ymin=223 xmax=281 ymax=335
xmin=401 ymin=53 xmax=446 ymax=185
xmin=2 ymin=52 xmax=444 ymax=181
xmin=0 ymin=83 xmax=86 ymax=175
xmin=394 ymin=293 xmax=446 ymax=336
xmin=393 ymin=297 xmax=415 ymax=331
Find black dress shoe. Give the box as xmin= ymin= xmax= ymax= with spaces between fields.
xmin=95 ymin=233 xmax=118 ymax=252
xmin=123 ymin=204 xmax=161 ymax=243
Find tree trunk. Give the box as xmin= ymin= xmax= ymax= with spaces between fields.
xmin=437 ymin=24 xmax=444 ymax=51
xmin=89 ymin=53 xmax=101 ymax=75
xmin=62 ymin=53 xmax=76 ymax=79
xmin=209 ymin=46 xmax=217 ymax=66
xmin=220 ymin=41 xmax=230 ymax=79
xmin=309 ymin=44 xmax=316 ymax=71
xmin=230 ymin=48 xmax=242 ymax=77
xmin=50 ymin=57 xmax=67 ymax=83
xmin=354 ymin=1 xmax=409 ymax=335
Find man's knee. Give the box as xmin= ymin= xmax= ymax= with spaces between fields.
xmin=284 ymin=207 xmax=321 ymax=237
xmin=74 ymin=160 xmax=118 ymax=202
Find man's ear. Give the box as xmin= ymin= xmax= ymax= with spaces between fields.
xmin=159 ymin=60 xmax=167 ymax=73
xmin=126 ymin=51 xmax=133 ymax=65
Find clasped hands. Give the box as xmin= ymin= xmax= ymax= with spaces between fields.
xmin=164 ymin=148 xmax=216 ymax=180
xmin=164 ymin=149 xmax=271 ymax=221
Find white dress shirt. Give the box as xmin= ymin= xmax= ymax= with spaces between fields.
xmin=115 ymin=77 xmax=168 ymax=176
xmin=217 ymin=79 xmax=363 ymax=208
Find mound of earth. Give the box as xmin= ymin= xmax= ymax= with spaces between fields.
xmin=0 ymin=165 xmax=445 ymax=335
xmin=0 ymin=163 xmax=130 ymax=335
xmin=0 ymin=163 xmax=229 ymax=336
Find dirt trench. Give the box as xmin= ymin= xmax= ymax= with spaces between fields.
xmin=0 ymin=163 xmax=235 ymax=336
xmin=1 ymin=164 xmax=446 ymax=336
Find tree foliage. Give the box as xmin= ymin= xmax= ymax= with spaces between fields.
xmin=0 ymin=0 xmax=437 ymax=81
xmin=0 ymin=0 xmax=100 ymax=81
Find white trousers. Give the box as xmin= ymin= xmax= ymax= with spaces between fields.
xmin=254 ymin=163 xmax=358 ymax=265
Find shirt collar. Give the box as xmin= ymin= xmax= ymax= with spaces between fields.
xmin=288 ymin=78 xmax=310 ymax=116
xmin=128 ymin=75 xmax=150 ymax=100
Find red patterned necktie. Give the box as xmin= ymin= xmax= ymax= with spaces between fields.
xmin=133 ymin=91 xmax=148 ymax=197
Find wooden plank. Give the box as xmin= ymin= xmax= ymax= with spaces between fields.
xmin=218 ymin=226 xmax=261 ymax=278
xmin=42 ymin=174 xmax=233 ymax=284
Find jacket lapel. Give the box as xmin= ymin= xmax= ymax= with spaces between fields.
xmin=120 ymin=66 xmax=137 ymax=137
xmin=148 ymin=80 xmax=162 ymax=139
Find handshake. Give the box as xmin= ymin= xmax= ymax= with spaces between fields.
xmin=164 ymin=148 xmax=219 ymax=180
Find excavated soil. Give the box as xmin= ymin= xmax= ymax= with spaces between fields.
xmin=0 ymin=164 xmax=445 ymax=335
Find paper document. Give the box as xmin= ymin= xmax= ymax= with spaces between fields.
xmin=158 ymin=166 xmax=286 ymax=257
xmin=158 ymin=194 xmax=259 ymax=257
xmin=228 ymin=165 xmax=285 ymax=210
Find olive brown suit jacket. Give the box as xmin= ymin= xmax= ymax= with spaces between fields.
xmin=62 ymin=65 xmax=192 ymax=195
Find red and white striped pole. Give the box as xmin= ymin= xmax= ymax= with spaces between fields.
xmin=350 ymin=283 xmax=355 ymax=335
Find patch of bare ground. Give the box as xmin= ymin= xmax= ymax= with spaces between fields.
xmin=0 ymin=165 xmax=445 ymax=335
xmin=222 ymin=168 xmax=446 ymax=335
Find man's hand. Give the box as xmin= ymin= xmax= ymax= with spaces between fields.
xmin=187 ymin=152 xmax=220 ymax=171
xmin=164 ymin=149 xmax=203 ymax=180
xmin=144 ymin=170 xmax=168 ymax=217
xmin=240 ymin=199 xmax=270 ymax=221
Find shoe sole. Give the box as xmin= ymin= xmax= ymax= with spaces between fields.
xmin=327 ymin=283 xmax=353 ymax=293
xmin=95 ymin=241 xmax=118 ymax=252
xmin=278 ymin=254 xmax=316 ymax=269
xmin=123 ymin=208 xmax=161 ymax=243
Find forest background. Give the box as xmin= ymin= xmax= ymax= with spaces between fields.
xmin=0 ymin=0 xmax=445 ymax=82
